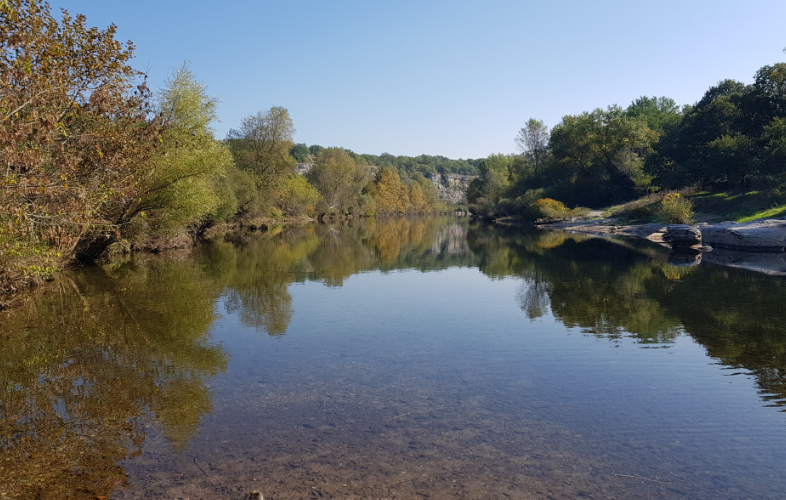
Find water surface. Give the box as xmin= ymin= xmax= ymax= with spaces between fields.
xmin=3 ymin=218 xmax=786 ymax=499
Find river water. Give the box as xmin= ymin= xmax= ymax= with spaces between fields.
xmin=2 ymin=217 xmax=786 ymax=499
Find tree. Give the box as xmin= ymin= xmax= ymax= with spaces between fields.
xmin=139 ymin=63 xmax=233 ymax=232
xmin=515 ymin=118 xmax=550 ymax=174
xmin=625 ymin=96 xmax=682 ymax=134
xmin=369 ymin=167 xmax=409 ymax=214
xmin=290 ymin=143 xmax=310 ymax=163
xmin=549 ymin=106 xmax=656 ymax=206
xmin=704 ymin=133 xmax=757 ymax=192
xmin=308 ymin=148 xmax=371 ymax=214
xmin=275 ymin=174 xmax=321 ymax=216
xmin=0 ymin=0 xmax=162 ymax=257
xmin=408 ymin=184 xmax=429 ymax=212
xmin=226 ymin=107 xmax=296 ymax=207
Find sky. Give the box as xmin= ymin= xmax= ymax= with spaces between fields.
xmin=49 ymin=0 xmax=786 ymax=159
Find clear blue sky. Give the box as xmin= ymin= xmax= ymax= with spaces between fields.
xmin=50 ymin=0 xmax=786 ymax=159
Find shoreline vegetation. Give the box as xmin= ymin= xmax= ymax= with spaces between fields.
xmin=0 ymin=1 xmax=472 ymax=309
xmin=464 ymin=57 xmax=786 ymax=235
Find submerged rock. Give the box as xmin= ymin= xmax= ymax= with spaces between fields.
xmin=662 ymin=224 xmax=702 ymax=247
xmin=701 ymin=220 xmax=786 ymax=252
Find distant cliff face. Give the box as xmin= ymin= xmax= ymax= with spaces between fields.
xmin=425 ymin=173 xmax=473 ymax=204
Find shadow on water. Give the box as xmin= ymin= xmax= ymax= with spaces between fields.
xmin=3 ymin=216 xmax=786 ymax=498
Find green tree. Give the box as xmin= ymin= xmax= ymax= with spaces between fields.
xmin=275 ymin=173 xmax=322 ymax=216
xmin=308 ymin=148 xmax=372 ymax=214
xmin=625 ymin=96 xmax=682 ymax=135
xmin=290 ymin=143 xmax=311 ymax=163
xmin=140 ymin=63 xmax=233 ymax=232
xmin=515 ymin=118 xmax=550 ymax=174
xmin=226 ymin=107 xmax=296 ymax=211
xmin=549 ymin=106 xmax=656 ymax=206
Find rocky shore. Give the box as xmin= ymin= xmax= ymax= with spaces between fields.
xmin=536 ymin=218 xmax=786 ymax=276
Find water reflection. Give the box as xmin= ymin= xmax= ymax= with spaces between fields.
xmin=203 ymin=217 xmax=476 ymax=336
xmin=3 ymin=216 xmax=786 ymax=498
xmin=0 ymin=258 xmax=228 ymax=499
xmin=467 ymin=223 xmax=786 ymax=407
xmin=205 ymin=218 xmax=786 ymax=412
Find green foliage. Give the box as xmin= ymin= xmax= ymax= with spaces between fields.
xmin=276 ymin=173 xmax=322 ymax=216
xmin=467 ymin=153 xmax=517 ymax=217
xmin=548 ymin=105 xmax=657 ymax=207
xmin=497 ymin=62 xmax=786 ymax=218
xmin=515 ymin=118 xmax=550 ymax=174
xmin=656 ymin=64 xmax=786 ymax=192
xmin=226 ymin=107 xmax=297 ymax=214
xmin=298 ymin=146 xmax=480 ymax=177
xmin=290 ymin=143 xmax=311 ymax=163
xmin=308 ymin=148 xmax=371 ymax=215
xmin=142 ymin=63 xmax=233 ymax=233
xmin=658 ymin=193 xmax=694 ymax=224
xmin=625 ymin=96 xmax=682 ymax=134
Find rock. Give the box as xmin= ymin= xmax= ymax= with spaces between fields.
xmin=662 ymin=224 xmax=702 ymax=247
xmin=701 ymin=220 xmax=786 ymax=252
xmin=702 ymin=247 xmax=786 ymax=275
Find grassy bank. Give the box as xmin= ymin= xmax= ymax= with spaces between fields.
xmin=602 ymin=190 xmax=786 ymax=225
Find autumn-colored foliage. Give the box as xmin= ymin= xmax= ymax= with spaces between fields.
xmin=367 ymin=167 xmax=440 ymax=215
xmin=0 ymin=0 xmax=163 ymax=259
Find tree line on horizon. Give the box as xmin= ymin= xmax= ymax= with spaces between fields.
xmin=468 ymin=62 xmax=786 ymax=217
xmin=290 ymin=144 xmax=480 ymax=177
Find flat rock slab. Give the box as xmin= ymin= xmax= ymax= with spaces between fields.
xmin=700 ymin=220 xmax=786 ymax=252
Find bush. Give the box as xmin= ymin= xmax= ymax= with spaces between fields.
xmin=275 ymin=174 xmax=322 ymax=216
xmin=527 ymin=198 xmax=571 ymax=220
xmin=659 ymin=193 xmax=694 ymax=224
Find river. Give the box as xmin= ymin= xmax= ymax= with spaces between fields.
xmin=2 ymin=217 xmax=786 ymax=499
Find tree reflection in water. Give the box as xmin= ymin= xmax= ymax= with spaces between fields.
xmin=0 ymin=257 xmax=228 ymax=499
xmin=3 ymin=216 xmax=786 ymax=498
xmin=468 ymin=222 xmax=786 ymax=407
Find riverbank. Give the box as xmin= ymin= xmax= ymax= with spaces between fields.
xmin=513 ymin=217 xmax=786 ymax=276
xmin=0 ymin=213 xmax=470 ymax=310
xmin=0 ymin=216 xmax=320 ymax=311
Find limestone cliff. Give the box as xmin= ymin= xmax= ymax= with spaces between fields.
xmin=424 ymin=173 xmax=473 ymax=205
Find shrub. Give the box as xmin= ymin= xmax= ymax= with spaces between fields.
xmin=659 ymin=193 xmax=694 ymax=224
xmin=527 ymin=198 xmax=570 ymax=220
